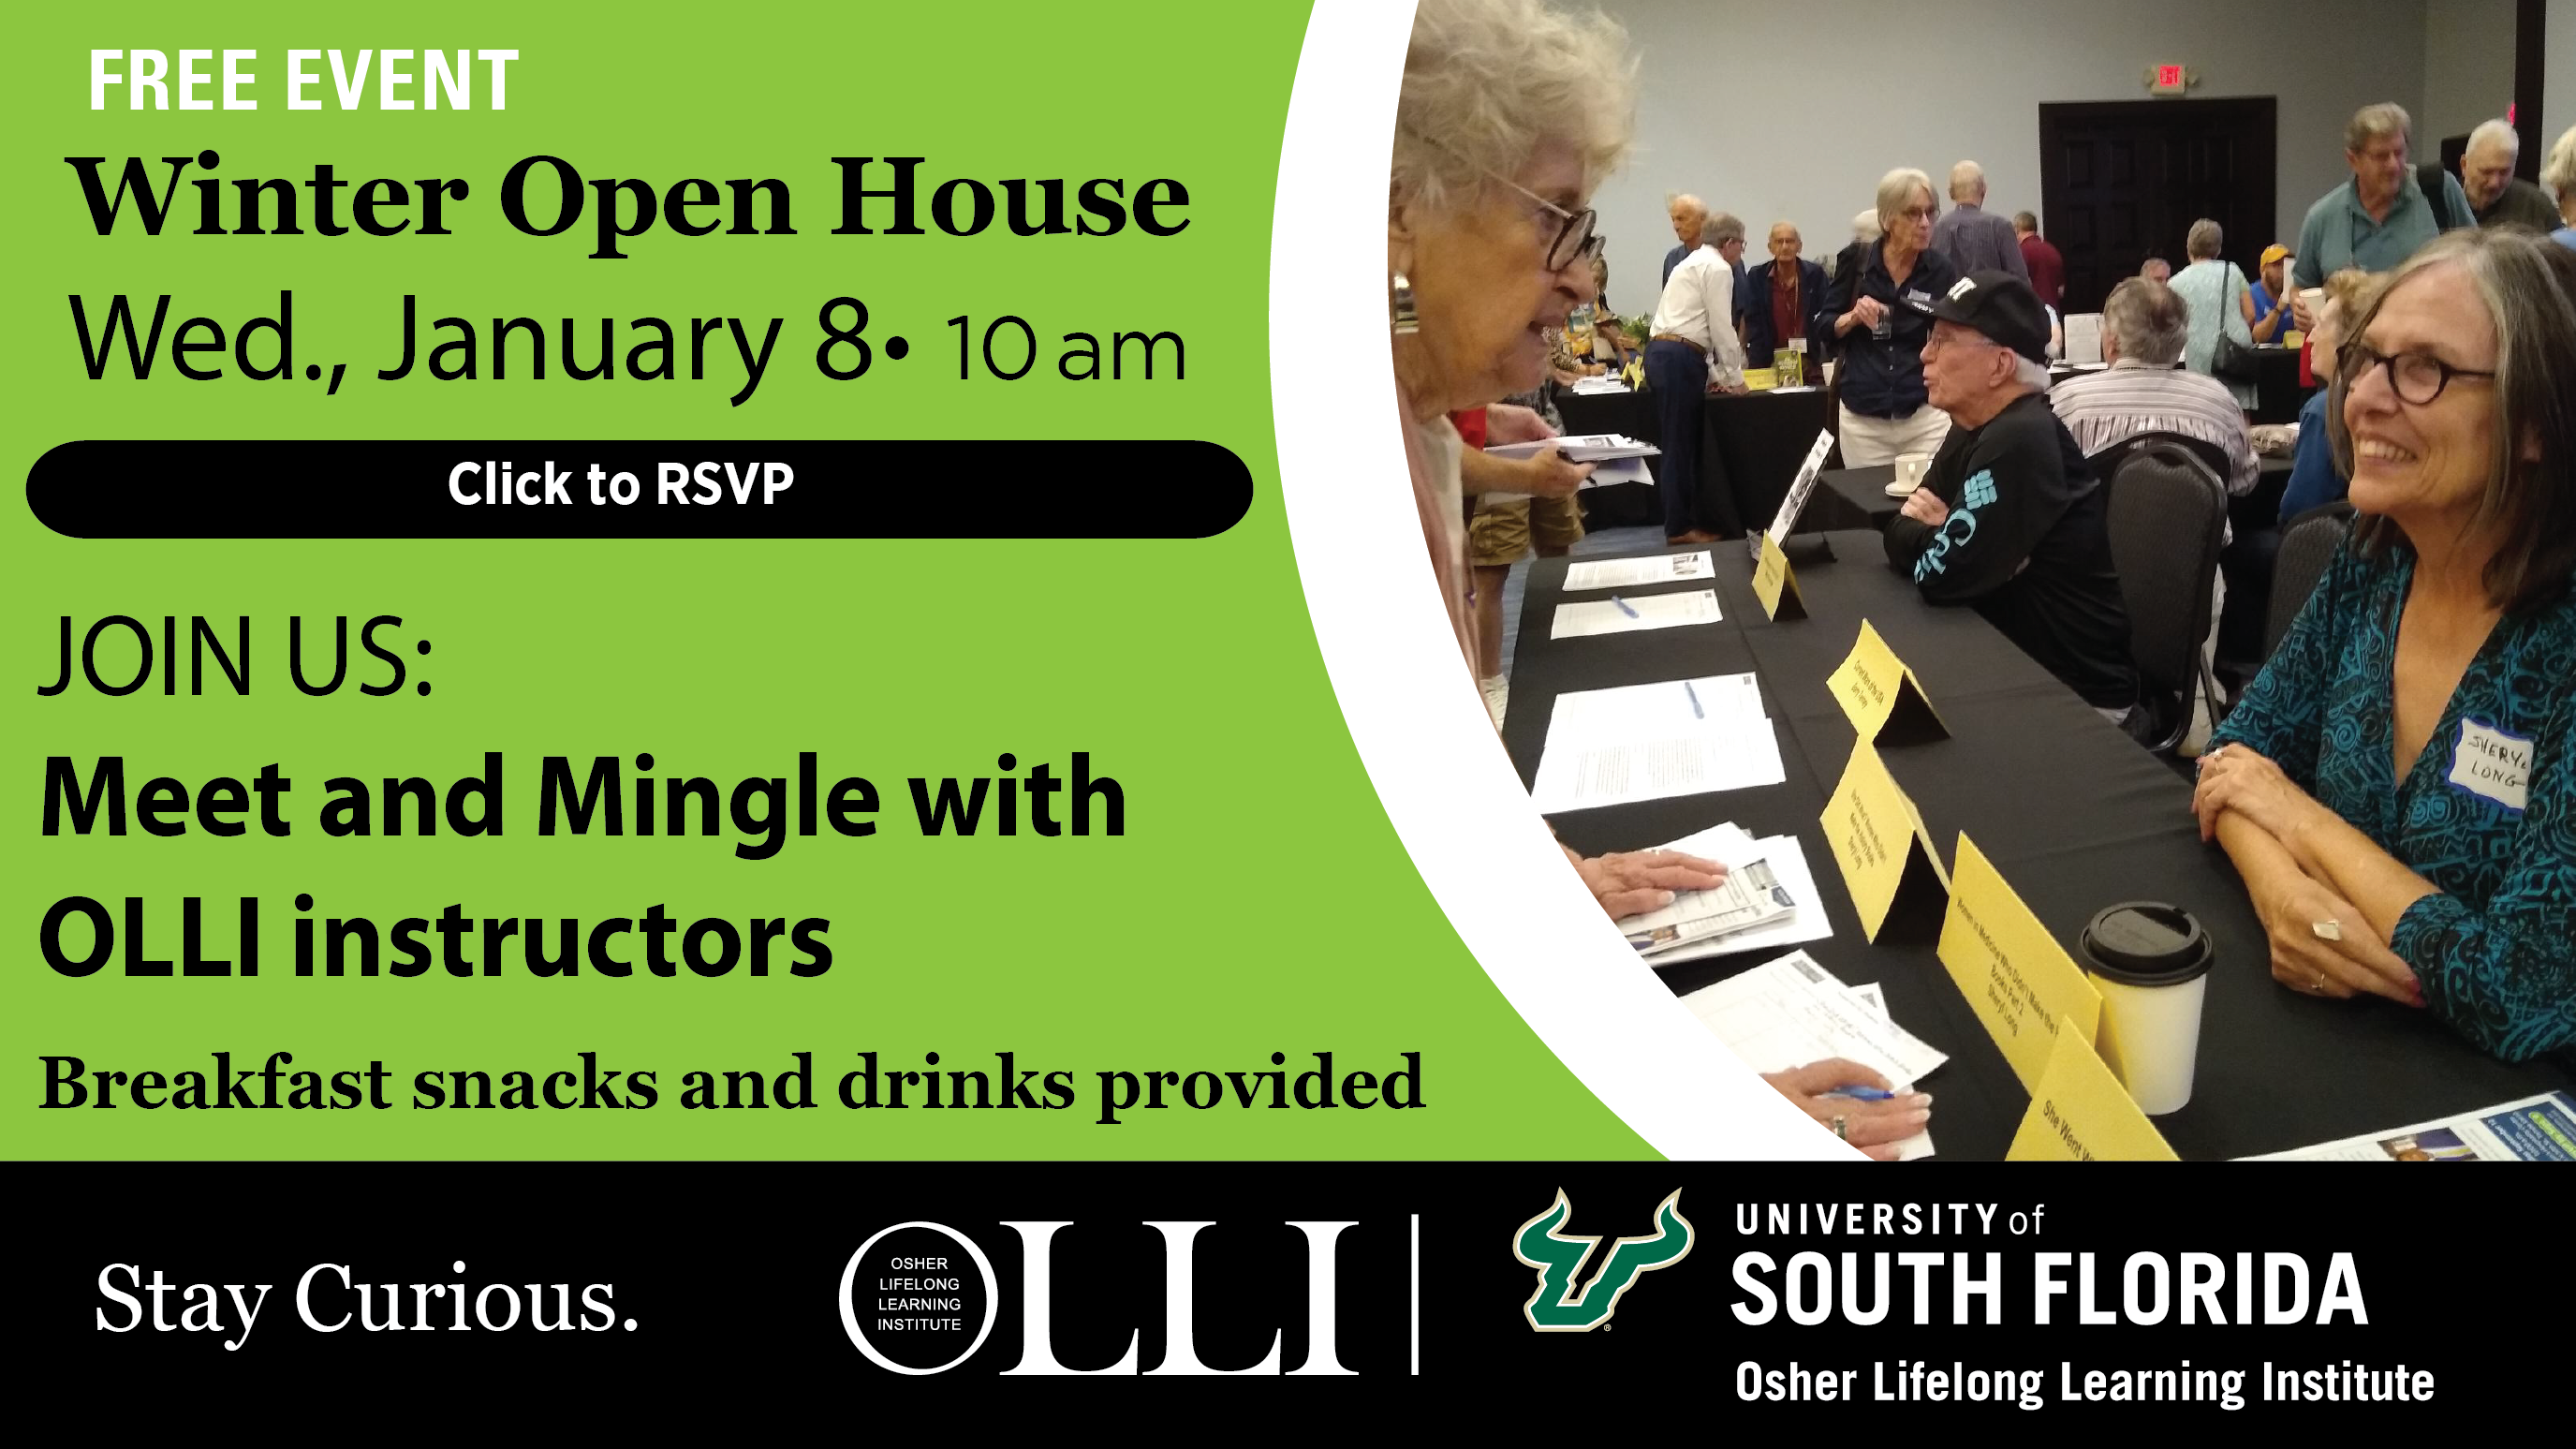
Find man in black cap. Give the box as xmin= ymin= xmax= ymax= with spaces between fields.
xmin=1884 ymin=270 xmax=2139 ymax=726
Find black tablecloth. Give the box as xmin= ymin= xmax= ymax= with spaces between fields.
xmin=1553 ymin=388 xmax=1654 ymax=528
xmin=1708 ymin=388 xmax=1833 ymax=533
xmin=1554 ymin=388 xmax=1646 ymax=441
xmin=1503 ymin=534 xmax=2571 ymax=1160
xmin=1553 ymin=385 xmax=1832 ymax=538
xmin=1818 ymin=466 xmax=1903 ymax=531
xmin=2249 ymin=345 xmax=2309 ymax=424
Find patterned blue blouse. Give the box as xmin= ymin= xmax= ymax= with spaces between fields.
xmin=2210 ymin=540 xmax=2576 ymax=1062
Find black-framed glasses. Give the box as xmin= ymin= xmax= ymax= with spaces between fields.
xmin=2341 ymin=342 xmax=2497 ymax=406
xmin=1483 ymin=168 xmax=1601 ymax=272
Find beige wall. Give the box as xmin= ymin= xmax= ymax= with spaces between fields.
xmin=2422 ymin=0 xmax=2516 ymax=149
xmin=1595 ymin=0 xmax=2430 ymax=314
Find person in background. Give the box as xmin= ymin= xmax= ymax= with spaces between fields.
xmin=1740 ymin=221 xmax=1830 ymax=368
xmin=1883 ymin=272 xmax=2138 ymax=723
xmin=1662 ymin=192 xmax=1707 ymax=286
xmin=2053 ymin=275 xmax=2264 ymax=704
xmin=2013 ymin=211 xmax=2063 ymax=309
xmin=1931 ymin=160 xmax=2030 ymax=279
xmin=2170 ymin=218 xmax=2260 ymax=411
xmin=1580 ymin=254 xmax=1631 ymax=368
xmin=1823 ymin=169 xmax=1959 ymax=465
xmin=2248 ymin=244 xmax=2296 ymax=342
xmin=2545 ymin=125 xmax=2576 ymax=249
xmin=2276 ymin=268 xmax=2379 ymax=523
xmin=1706 ymin=212 xmax=1752 ymax=335
xmin=2051 ymin=277 xmax=2260 ymax=498
xmin=2461 ymin=118 xmax=2560 ymax=232
xmin=1647 ymin=212 xmax=1750 ymax=541
xmin=1467 ymin=402 xmax=1583 ymax=725
xmin=2197 ymin=228 xmax=2576 ymax=1062
xmin=2291 ymin=103 xmax=2473 ymax=325
xmin=1392 ymin=0 xmax=1932 ymax=1155
xmin=1830 ymin=206 xmax=1881 ymax=288
xmin=2140 ymin=257 xmax=2172 ymax=284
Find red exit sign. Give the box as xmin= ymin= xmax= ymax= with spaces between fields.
xmin=2149 ymin=63 xmax=2190 ymax=96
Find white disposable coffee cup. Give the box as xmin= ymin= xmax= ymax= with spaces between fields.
xmin=2080 ymin=903 xmax=2214 ymax=1116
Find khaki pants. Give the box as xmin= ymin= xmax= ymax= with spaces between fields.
xmin=1469 ymin=493 xmax=1583 ymax=567
xmin=1837 ymin=405 xmax=1952 ymax=466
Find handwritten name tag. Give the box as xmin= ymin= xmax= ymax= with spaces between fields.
xmin=2448 ymin=717 xmax=2531 ymax=811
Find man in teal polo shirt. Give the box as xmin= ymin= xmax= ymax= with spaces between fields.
xmin=2291 ymin=103 xmax=2470 ymax=325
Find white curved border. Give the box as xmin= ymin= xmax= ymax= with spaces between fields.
xmin=1268 ymin=3 xmax=1850 ymax=1160
xmin=838 ymin=1222 xmax=1001 ymax=1374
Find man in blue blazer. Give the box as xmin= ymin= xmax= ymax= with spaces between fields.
xmin=1739 ymin=221 xmax=1832 ymax=368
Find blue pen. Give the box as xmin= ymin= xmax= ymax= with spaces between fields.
xmin=1824 ymin=1087 xmax=1898 ymax=1102
xmin=1683 ymin=678 xmax=1703 ymax=718
xmin=1611 ymin=596 xmax=1640 ymax=618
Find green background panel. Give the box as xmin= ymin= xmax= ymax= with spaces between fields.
xmin=5 ymin=1 xmax=1654 ymax=1159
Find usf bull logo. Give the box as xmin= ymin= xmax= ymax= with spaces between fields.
xmin=1514 ymin=1189 xmax=1692 ymax=1332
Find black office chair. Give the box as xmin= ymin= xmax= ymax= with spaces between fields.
xmin=2264 ymin=502 xmax=2357 ymax=662
xmin=2104 ymin=443 xmax=2230 ymax=757
xmin=2088 ymin=430 xmax=2235 ymax=495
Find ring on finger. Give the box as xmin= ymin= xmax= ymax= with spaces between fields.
xmin=1831 ymin=1115 xmax=1848 ymax=1141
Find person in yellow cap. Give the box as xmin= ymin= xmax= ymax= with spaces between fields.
xmin=2249 ymin=243 xmax=2296 ymax=342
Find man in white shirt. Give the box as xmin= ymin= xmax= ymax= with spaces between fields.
xmin=1643 ymin=217 xmax=1750 ymax=541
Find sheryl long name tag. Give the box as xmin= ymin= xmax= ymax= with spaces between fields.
xmin=2448 ymin=717 xmax=2531 ymax=811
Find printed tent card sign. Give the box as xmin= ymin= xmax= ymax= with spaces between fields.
xmin=1752 ymin=533 xmax=1806 ymax=621
xmin=2005 ymin=1017 xmax=2180 ymax=1161
xmin=1818 ymin=740 xmax=1949 ymax=942
xmin=1825 ymin=619 xmax=1949 ymax=747
xmin=1937 ymin=833 xmax=2105 ymax=1094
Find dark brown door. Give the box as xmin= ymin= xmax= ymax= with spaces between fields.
xmin=2038 ymin=98 xmax=2277 ymax=315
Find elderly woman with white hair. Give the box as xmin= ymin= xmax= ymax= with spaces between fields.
xmin=1391 ymin=0 xmax=1933 ymax=1155
xmin=2171 ymin=217 xmax=2260 ymax=410
xmin=1821 ymin=168 xmax=1960 ymax=466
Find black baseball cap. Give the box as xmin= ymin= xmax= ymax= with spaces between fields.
xmin=1905 ymin=270 xmax=2052 ymax=363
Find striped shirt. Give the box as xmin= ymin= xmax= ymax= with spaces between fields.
xmin=2048 ymin=360 xmax=2259 ymax=495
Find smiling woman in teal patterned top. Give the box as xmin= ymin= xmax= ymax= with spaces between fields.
xmin=2196 ymin=229 xmax=2576 ymax=1062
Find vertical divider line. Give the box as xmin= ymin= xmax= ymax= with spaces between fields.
xmin=1409 ymin=1212 xmax=1420 ymax=1376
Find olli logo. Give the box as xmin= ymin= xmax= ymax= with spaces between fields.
xmin=1514 ymin=1189 xmax=1693 ymax=1331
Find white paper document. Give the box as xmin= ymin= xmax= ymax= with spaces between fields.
xmin=1529 ymin=675 xmax=1785 ymax=813
xmin=1561 ymin=551 xmax=1714 ymax=593
xmin=1568 ymin=376 xmax=1631 ymax=394
xmin=1618 ymin=854 xmax=1796 ymax=955
xmin=1682 ymin=950 xmax=1947 ymax=1161
xmin=2064 ymin=312 xmax=2104 ymax=365
xmin=1623 ymin=822 xmax=1833 ymax=962
xmin=2240 ymin=1090 xmax=2576 ymax=1161
xmin=1549 ymin=589 xmax=1722 ymax=640
xmin=1484 ymin=434 xmax=1660 ymax=463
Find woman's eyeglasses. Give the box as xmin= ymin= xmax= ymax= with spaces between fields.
xmin=2341 ymin=342 xmax=2496 ymax=406
xmin=1399 ymin=128 xmax=1600 ymax=273
xmin=1485 ymin=169 xmax=1601 ymax=272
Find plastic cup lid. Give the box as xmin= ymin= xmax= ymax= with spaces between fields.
xmin=2081 ymin=902 xmax=2212 ymax=985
